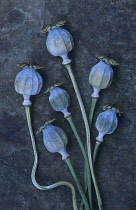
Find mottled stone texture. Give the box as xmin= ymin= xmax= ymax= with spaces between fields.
xmin=0 ymin=0 xmax=136 ymax=210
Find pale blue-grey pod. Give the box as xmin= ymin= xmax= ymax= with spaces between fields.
xmin=15 ymin=67 xmax=43 ymax=106
xmin=45 ymin=22 xmax=74 ymax=65
xmin=95 ymin=110 xmax=118 ymax=142
xmin=89 ymin=60 xmax=113 ymax=98
xmin=42 ymin=124 xmax=69 ymax=160
xmin=49 ymin=87 xmax=71 ymax=118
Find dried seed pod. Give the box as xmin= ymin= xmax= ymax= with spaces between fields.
xmin=45 ymin=83 xmax=71 ymax=118
xmin=42 ymin=123 xmax=69 ymax=160
xmin=89 ymin=60 xmax=113 ymax=98
xmin=43 ymin=21 xmax=74 ymax=65
xmin=14 ymin=63 xmax=43 ymax=106
xmin=95 ymin=108 xmax=118 ymax=142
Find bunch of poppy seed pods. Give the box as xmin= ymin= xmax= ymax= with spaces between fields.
xmin=14 ymin=21 xmax=122 ymax=210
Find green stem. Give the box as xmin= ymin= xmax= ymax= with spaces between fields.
xmin=79 ymin=160 xmax=88 ymax=210
xmin=25 ymin=106 xmax=78 ymax=210
xmin=89 ymin=98 xmax=98 ymax=128
xmin=83 ymin=98 xmax=98 ymax=209
xmin=82 ymin=98 xmax=98 ymax=209
xmin=65 ymin=64 xmax=103 ymax=210
xmin=93 ymin=142 xmax=101 ymax=164
xmin=65 ymin=158 xmax=90 ymax=210
xmin=81 ymin=98 xmax=98 ymax=209
xmin=66 ymin=116 xmax=92 ymax=210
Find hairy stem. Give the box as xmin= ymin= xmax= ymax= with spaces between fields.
xmin=25 ymin=106 xmax=78 ymax=210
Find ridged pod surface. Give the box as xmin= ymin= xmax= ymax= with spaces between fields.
xmin=49 ymin=87 xmax=71 ymax=117
xmin=89 ymin=61 xmax=113 ymax=98
xmin=15 ymin=68 xmax=43 ymax=106
xmin=95 ymin=110 xmax=118 ymax=142
xmin=46 ymin=28 xmax=74 ymax=65
xmin=42 ymin=124 xmax=69 ymax=160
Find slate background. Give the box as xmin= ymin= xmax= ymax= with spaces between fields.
xmin=0 ymin=0 xmax=136 ymax=209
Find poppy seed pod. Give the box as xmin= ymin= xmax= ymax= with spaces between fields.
xmin=89 ymin=56 xmax=118 ymax=98
xmin=42 ymin=21 xmax=74 ymax=65
xmin=45 ymin=83 xmax=71 ymax=118
xmin=40 ymin=120 xmax=69 ymax=160
xmin=95 ymin=106 xmax=119 ymax=142
xmin=14 ymin=63 xmax=43 ymax=106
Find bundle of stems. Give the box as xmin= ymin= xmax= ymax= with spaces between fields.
xmin=66 ymin=116 xmax=92 ymax=209
xmin=65 ymin=64 xmax=102 ymax=210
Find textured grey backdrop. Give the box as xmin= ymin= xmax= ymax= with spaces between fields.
xmin=0 ymin=0 xmax=136 ymax=210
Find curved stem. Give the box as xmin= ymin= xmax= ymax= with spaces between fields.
xmin=65 ymin=158 xmax=90 ymax=210
xmin=25 ymin=106 xmax=78 ymax=210
xmin=93 ymin=142 xmax=101 ymax=164
xmin=65 ymin=64 xmax=103 ymax=210
xmin=66 ymin=116 xmax=92 ymax=210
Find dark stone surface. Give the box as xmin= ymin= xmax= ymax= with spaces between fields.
xmin=0 ymin=0 xmax=136 ymax=209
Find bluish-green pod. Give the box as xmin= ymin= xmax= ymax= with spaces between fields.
xmin=49 ymin=87 xmax=71 ymax=118
xmin=95 ymin=110 xmax=118 ymax=142
xmin=89 ymin=60 xmax=113 ymax=98
xmin=15 ymin=66 xmax=43 ymax=106
xmin=42 ymin=124 xmax=69 ymax=160
xmin=44 ymin=21 xmax=74 ymax=65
